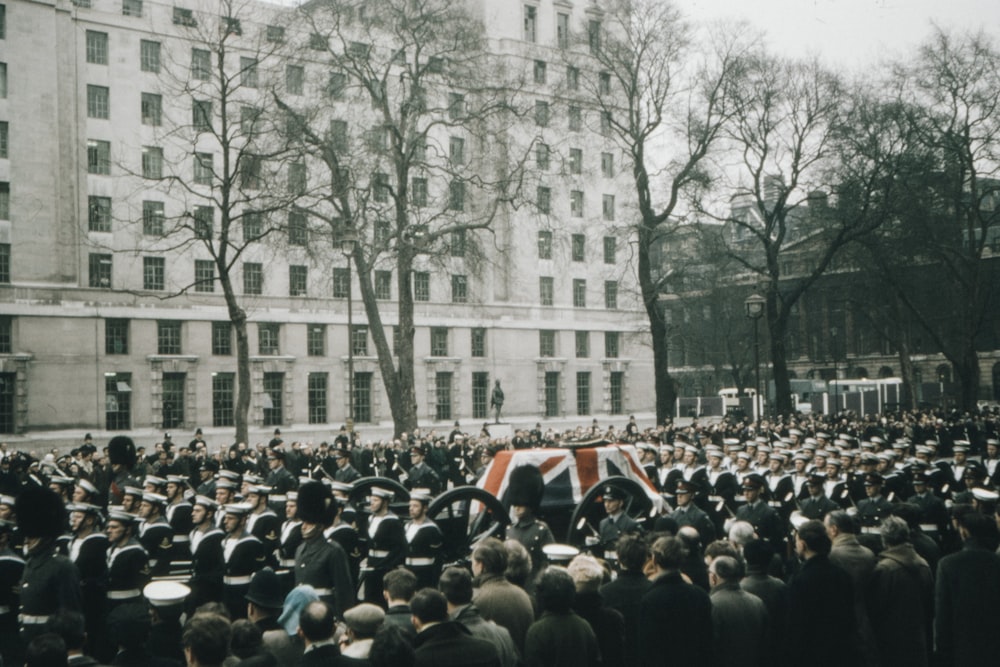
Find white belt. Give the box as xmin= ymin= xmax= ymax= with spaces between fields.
xmin=173 ymin=535 xmax=190 ymax=543
xmin=19 ymin=613 xmax=50 ymax=625
xmin=708 ymin=495 xmax=722 ymax=502
xmin=603 ymin=551 xmax=618 ymax=561
xmin=0 ymin=605 xmax=10 ymax=615
xmin=279 ymin=558 xmax=296 ymax=567
xmin=405 ymin=557 xmax=434 ymax=566
xmin=860 ymin=526 xmax=880 ymax=534
xmin=224 ymin=575 xmax=252 ymax=585
xmin=768 ymin=501 xmax=782 ymax=507
xmin=312 ymin=588 xmax=333 ymax=596
xmin=369 ymin=549 xmax=390 ymax=558
xmin=919 ymin=523 xmax=939 ymax=532
xmin=271 ymin=495 xmax=287 ymax=502
xmin=108 ymin=589 xmax=141 ymax=600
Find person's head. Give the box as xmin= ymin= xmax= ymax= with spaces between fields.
xmin=383 ymin=567 xmax=418 ymax=604
xmin=503 ymin=539 xmax=532 ymax=587
xmin=616 ymin=533 xmax=648 ymax=573
xmin=742 ymin=539 xmax=774 ymax=572
xmin=409 ymin=588 xmax=449 ymax=631
xmin=824 ymin=510 xmax=857 ymax=539
xmin=223 ymin=508 xmax=248 ymax=535
xmin=535 ymin=567 xmax=576 ymax=614
xmin=471 ymin=537 xmax=507 ymax=577
xmin=370 ymin=624 xmax=416 ymax=667
xmin=566 ymin=554 xmax=605 ymax=593
xmin=438 ymin=566 xmax=474 ymax=606
xmin=708 ymin=555 xmax=744 ymax=588
xmin=880 ymin=515 xmax=910 ymax=548
xmin=954 ymin=506 xmax=995 ymax=544
xmin=182 ymin=613 xmax=231 ymax=667
xmin=229 ymin=619 xmax=263 ymax=660
xmin=704 ymin=539 xmax=740 ymax=568
xmin=649 ymin=535 xmax=687 ymax=572
xmin=344 ymin=603 xmax=386 ymax=641
xmin=727 ymin=521 xmax=756 ymax=548
xmin=298 ymin=600 xmax=336 ymax=644
xmin=25 ymin=633 xmax=66 ymax=667
xmin=44 ymin=610 xmax=87 ymax=653
xmin=796 ymin=519 xmax=832 ymax=558
xmin=105 ymin=516 xmax=134 ymax=547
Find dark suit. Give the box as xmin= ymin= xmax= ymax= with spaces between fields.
xmin=299 ymin=643 xmax=341 ymax=667
xmin=600 ymin=571 xmax=650 ymax=667
xmin=786 ymin=555 xmax=859 ymax=667
xmin=934 ymin=541 xmax=1000 ymax=666
xmin=414 ymin=621 xmax=501 ymax=667
xmin=637 ymin=571 xmax=712 ymax=667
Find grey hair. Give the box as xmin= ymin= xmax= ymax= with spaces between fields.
xmin=880 ymin=515 xmax=910 ymax=547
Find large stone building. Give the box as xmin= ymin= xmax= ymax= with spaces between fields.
xmin=0 ymin=0 xmax=653 ymax=442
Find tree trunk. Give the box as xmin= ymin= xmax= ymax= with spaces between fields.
xmin=956 ymin=344 xmax=981 ymax=411
xmin=766 ymin=291 xmax=792 ymax=416
xmin=233 ymin=312 xmax=251 ymax=445
xmin=896 ymin=340 xmax=919 ymax=411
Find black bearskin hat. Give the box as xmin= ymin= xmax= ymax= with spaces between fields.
xmin=108 ymin=435 xmax=137 ymax=468
xmin=16 ymin=485 xmax=66 ymax=539
xmin=507 ymin=464 xmax=545 ymax=512
xmin=297 ymin=481 xmax=336 ymax=526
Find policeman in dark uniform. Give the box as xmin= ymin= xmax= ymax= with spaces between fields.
xmin=137 ymin=491 xmax=174 ymax=576
xmin=245 ymin=484 xmax=281 ymax=566
xmin=596 ymin=485 xmax=642 ymax=563
xmin=734 ymin=474 xmax=783 ymax=545
xmin=265 ymin=449 xmax=297 ymax=515
xmin=196 ymin=460 xmax=219 ymax=498
xmin=105 ymin=509 xmax=150 ymax=609
xmin=16 ymin=487 xmax=82 ymax=645
xmin=504 ymin=465 xmax=554 ymax=584
xmin=294 ymin=482 xmax=355 ymax=617
xmin=221 ymin=502 xmax=267 ymax=619
xmin=404 ymin=490 xmax=443 ymax=589
xmin=798 ymin=472 xmax=841 ymax=520
xmin=908 ymin=470 xmax=949 ymax=541
xmin=359 ymin=487 xmax=406 ymax=606
xmin=404 ymin=444 xmax=442 ymax=495
xmin=164 ymin=475 xmax=193 ymax=565
xmin=188 ymin=495 xmax=225 ymax=612
xmin=856 ymin=473 xmax=892 ymax=533
xmin=332 ymin=448 xmax=362 ymax=484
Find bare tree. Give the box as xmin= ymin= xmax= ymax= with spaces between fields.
xmin=283 ymin=0 xmax=526 ymax=435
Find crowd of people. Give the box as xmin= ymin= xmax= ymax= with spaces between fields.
xmin=1 ymin=404 xmax=1000 ymax=666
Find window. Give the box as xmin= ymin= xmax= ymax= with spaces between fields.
xmin=89 ymin=254 xmax=111 ymax=288
xmin=105 ymin=373 xmax=131 ymax=431
xmin=330 ymin=120 xmax=348 ymax=151
xmin=262 ymin=372 xmax=283 ymax=426
xmin=141 ymin=92 xmax=162 ymax=126
xmin=354 ymin=372 xmax=372 ymax=423
xmin=523 ymin=5 xmax=537 ymax=42
xmin=449 ymin=180 xmax=465 ymax=211
xmin=0 ymin=243 xmax=7 ymax=283
xmin=534 ymin=60 xmax=546 ymax=84
xmin=411 ymin=177 xmax=428 ymax=207
xmin=536 ymin=186 xmax=551 ymax=214
xmin=539 ymin=330 xmax=556 ymax=357
xmin=435 ymin=372 xmax=453 ymax=420
xmin=604 ymin=281 xmax=618 ymax=309
xmin=544 ymin=371 xmax=559 ymax=417
xmin=572 ymin=233 xmax=585 ymax=261
xmin=258 ymin=323 xmax=280 ymax=355
xmin=240 ymin=57 xmax=258 ymax=88
xmin=286 ymin=64 xmax=303 ymax=95
xmin=106 ymin=319 xmax=129 ymax=354
xmin=431 ymin=327 xmax=449 ymax=356
xmin=569 ymin=148 xmax=582 ymax=175
xmin=605 ymin=331 xmax=620 ymax=358
xmin=351 ymin=325 xmax=368 ymax=356
xmin=140 ymin=40 xmax=160 ymax=72
xmin=88 ymin=196 xmax=111 ymax=232
xmin=307 ymin=325 xmax=326 ymax=356
xmin=471 ymin=328 xmax=486 ymax=357
xmin=448 ymin=92 xmax=465 ymax=120
xmin=570 ymin=191 xmax=584 ymax=217
xmin=142 ymin=257 xmax=165 ymax=292
xmin=194 ymin=206 xmax=213 ymax=239
xmin=242 ymin=210 xmax=262 ymax=241
xmin=0 ymin=5 xmax=6 ymax=40
xmin=194 ymin=152 xmax=213 ymax=185
xmin=536 ymin=143 xmax=550 ymax=170
xmin=193 ymin=100 xmax=212 ymax=132
xmin=568 ymin=105 xmax=581 ymax=131
xmin=539 ymin=276 xmax=554 ymax=306
xmin=472 ymin=372 xmax=489 ymax=419
xmin=267 ymin=25 xmax=285 ymax=43
xmin=288 ymin=162 xmax=307 ymax=194
xmin=414 ymin=271 xmax=430 ymax=301
xmin=0 ymin=183 xmax=7 ymax=221
xmin=450 ymin=229 xmax=466 ymax=257
xmin=603 ymin=237 xmax=616 ymax=264
xmin=577 ymin=372 xmax=591 ymax=416
xmin=0 ymin=121 xmax=7 ymax=158
xmin=87 ymin=140 xmax=110 ymax=175
xmin=451 ymin=274 xmax=467 ymax=303
xmin=566 ymin=66 xmax=580 ymax=92
xmin=601 ymin=152 xmax=614 ymax=177
xmin=162 ymin=373 xmax=185 ymax=429
xmin=308 ymin=373 xmax=327 ymax=424
xmin=212 ymin=321 xmax=232 ymax=355
xmin=289 ymin=265 xmax=307 ymax=296
xmin=375 ymin=270 xmax=391 ymax=299
xmin=87 ymin=85 xmax=109 ymax=119
xmin=374 ymin=220 xmax=390 ymax=246
xmin=173 ymin=7 xmax=196 ymax=28
xmin=333 ymin=268 xmax=349 ymax=298
xmin=122 ymin=0 xmax=142 ymax=17
xmin=241 ymin=155 xmax=261 ymax=189
xmin=603 ymin=194 xmax=615 ymax=221
xmin=610 ymin=371 xmax=624 ymax=414
xmin=449 ymin=136 xmax=465 ymax=165
xmin=191 ymin=48 xmax=211 ymax=80
xmin=157 ymin=320 xmax=181 ymax=354
xmin=534 ymin=100 xmax=550 ymax=127
xmin=223 ymin=16 xmax=242 ymax=36
xmin=348 ymin=41 xmax=371 ymax=59
xmin=538 ymin=230 xmax=552 ymax=259
xmin=575 ymin=331 xmax=589 ymax=358
xmin=244 ymin=262 xmax=263 ymax=294
xmin=195 ymin=259 xmax=215 ymax=292
xmin=240 ymin=106 xmax=260 ymax=136
xmin=288 ymin=210 xmax=307 ymax=245
xmin=373 ymin=172 xmax=390 ymax=203
xmin=328 ymin=71 xmax=346 ymax=99
xmin=212 ymin=373 xmax=234 ymax=427
xmin=573 ymin=279 xmax=586 ymax=308
xmin=310 ymin=33 xmax=326 ymax=50
xmin=0 ymin=63 xmax=5 ymax=98
xmin=599 ymin=71 xmax=611 ymax=95
xmin=588 ymin=19 xmax=601 ymax=53
xmin=0 ymin=319 xmax=8 ymax=355
xmin=557 ymin=13 xmax=570 ymax=49
xmin=142 ymin=146 xmax=163 ymax=179
xmin=600 ymin=111 xmax=612 ymax=136
xmin=143 ymin=201 xmax=164 ymax=235
xmin=86 ymin=31 xmax=108 ymax=64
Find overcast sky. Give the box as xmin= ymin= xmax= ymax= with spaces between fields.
xmin=682 ymin=0 xmax=1000 ymax=71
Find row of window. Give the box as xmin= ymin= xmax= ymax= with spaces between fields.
xmin=535 ymin=187 xmax=615 ymax=219
xmin=536 ymin=144 xmax=615 ymax=178
xmin=523 ymin=5 xmax=602 ymax=54
xmin=534 ymin=100 xmax=613 ymax=135
xmin=538 ymin=232 xmax=618 ymax=264
xmin=539 ymin=277 xmax=618 ymax=309
xmin=529 ymin=59 xmax=612 ymax=95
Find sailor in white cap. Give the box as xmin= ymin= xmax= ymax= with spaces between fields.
xmin=105 ymin=509 xmax=149 ymax=608
xmin=221 ymin=502 xmax=266 ymax=619
xmin=360 ymin=488 xmax=406 ymax=606
xmin=137 ymin=491 xmax=173 ymax=576
xmin=245 ymin=484 xmax=281 ymax=560
xmin=189 ymin=495 xmax=225 ymax=611
xmin=405 ymin=490 xmax=443 ymax=589
xmin=164 ymin=474 xmax=193 ymax=562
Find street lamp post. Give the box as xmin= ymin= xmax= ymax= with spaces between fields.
xmin=745 ymin=293 xmax=766 ymax=420
xmin=340 ymin=229 xmax=359 ymax=434
xmin=831 ymin=327 xmax=839 ymax=414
